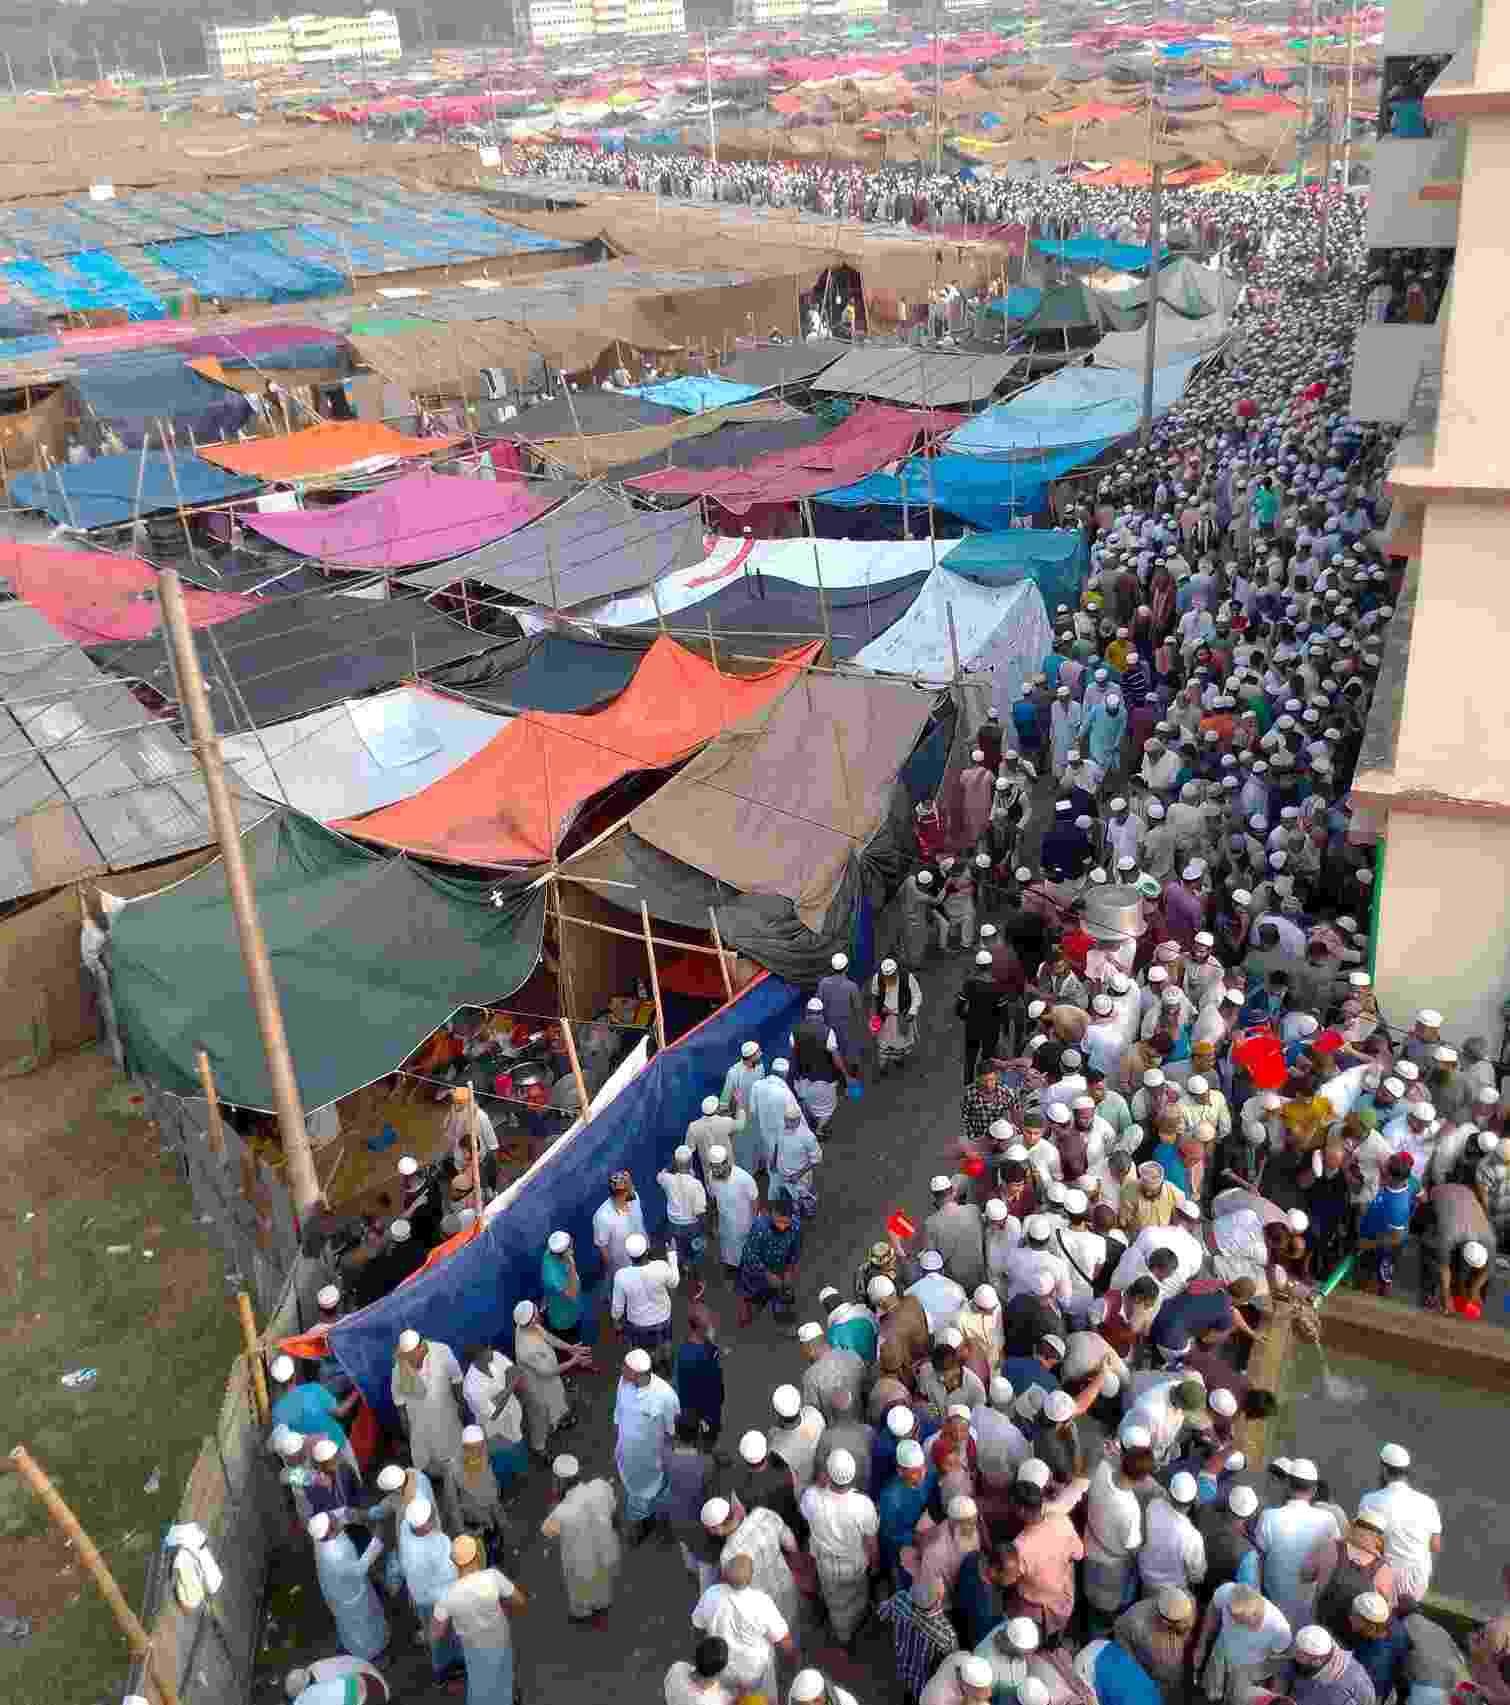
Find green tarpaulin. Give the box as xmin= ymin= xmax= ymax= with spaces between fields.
xmin=108 ymin=810 xmax=546 ymax=1111
xmin=346 ymin=314 xmax=432 ymax=336
xmin=1015 ymin=281 xmax=1138 ymax=338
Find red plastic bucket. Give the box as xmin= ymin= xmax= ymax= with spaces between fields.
xmin=1232 ymin=1029 xmax=1287 ymax=1090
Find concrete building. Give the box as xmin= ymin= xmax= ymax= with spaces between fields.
xmin=1346 ymin=0 xmax=1510 ymax=1039
xmin=511 ymin=0 xmax=685 ymax=46
xmin=201 ymin=11 xmax=402 ymax=77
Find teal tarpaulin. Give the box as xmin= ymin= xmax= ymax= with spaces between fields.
xmin=623 ymin=374 xmax=765 ymax=413
xmin=1033 ymin=237 xmax=1170 ymax=273
xmin=943 ymin=528 xmax=1089 ymax=616
xmin=984 ymin=285 xmax=1043 ymax=320
xmin=816 ymin=443 xmax=1115 ymax=529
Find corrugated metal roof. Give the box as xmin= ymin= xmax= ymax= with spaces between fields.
xmin=0 ymin=602 xmax=266 ymax=903
xmin=812 ymin=344 xmax=1023 ymax=407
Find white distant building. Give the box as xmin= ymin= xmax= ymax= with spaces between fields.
xmin=739 ymin=0 xmax=886 ymax=18
xmin=511 ymin=0 xmax=685 ymax=48
xmin=201 ymin=11 xmax=403 ymax=77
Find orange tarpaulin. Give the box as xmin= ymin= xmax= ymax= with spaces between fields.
xmin=336 ymin=637 xmax=821 ymax=867
xmin=196 ymin=421 xmax=464 ymax=483
xmin=1041 ymin=101 xmax=1137 ymax=127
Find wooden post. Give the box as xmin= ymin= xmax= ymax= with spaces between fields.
xmin=705 ymin=609 xmax=721 ymax=676
xmin=468 ymin=1090 xmax=483 ymax=1218
xmin=832 ymin=716 xmax=858 ymax=839
xmin=802 ymin=498 xmax=831 ymax=653
xmin=708 ymin=905 xmax=735 ymax=1004
xmin=650 ymin=575 xmax=669 ymax=638
xmin=156 ymin=420 xmax=196 ymax=564
xmin=640 ymin=898 xmax=666 ymax=1051
xmin=945 ymin=598 xmax=962 ymax=685
xmin=195 ymin=1048 xmax=225 ymax=1157
xmin=9 ymin=1448 xmax=180 ymax=1705
xmin=237 ymin=1291 xmax=270 ymax=1426
xmin=559 ymin=1011 xmax=592 ymax=1126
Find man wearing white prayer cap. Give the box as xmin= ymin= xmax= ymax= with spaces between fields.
xmin=614 ymin=1346 xmax=680 ymax=1540
xmin=396 ymin=1494 xmax=460 ymax=1674
xmin=686 ymin=1092 xmax=739 ymax=1180
xmin=792 ymin=1669 xmax=860 ymax=1705
xmin=926 ymin=1171 xmax=987 ymax=1293
xmin=799 ymin=1447 xmax=878 ymax=1647
xmin=1255 ymin=1455 xmax=1342 ymax=1632
xmin=284 ymin=1655 xmax=389 ymax=1704
xmin=705 ymin=1142 xmax=759 ymax=1274
xmin=1140 ymin=1470 xmax=1207 ymax=1596
xmin=1358 ymin=1444 xmax=1442 ymax=1606
xmin=719 ymin=1041 xmax=766 ymax=1133
xmin=541 ymin=1447 xmax=621 ymax=1622
xmin=1288 ymin=1622 xmax=1376 ymax=1705
xmin=308 ymin=1509 xmax=388 ymax=1662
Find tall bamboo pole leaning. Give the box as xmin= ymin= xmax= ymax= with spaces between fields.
xmin=640 ymin=899 xmax=667 ymax=1051
xmin=237 ymin=1290 xmax=271 ymax=1426
xmin=8 ymin=1448 xmax=180 ymax=1705
xmin=708 ymin=906 xmax=735 ymax=1004
xmin=157 ymin=568 xmax=322 ymax=1219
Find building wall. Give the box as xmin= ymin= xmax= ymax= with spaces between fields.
xmin=1382 ymin=0 xmax=1479 ymax=56
xmin=1374 ymin=810 xmax=1510 ymax=1040
xmin=1365 ymin=134 xmax=1463 ymax=249
xmin=202 ymin=11 xmax=402 ymax=77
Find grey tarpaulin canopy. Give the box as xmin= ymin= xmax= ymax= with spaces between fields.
xmin=400 ymin=485 xmax=707 ymax=607
xmin=0 ymin=603 xmax=267 ymax=904
xmin=715 ymin=339 xmax=851 ymax=390
xmin=627 ymin=664 xmax=937 ymax=932
xmin=812 ymin=344 xmax=1023 ymax=407
xmin=428 ymin=632 xmax=648 ymax=713
xmin=506 ymin=392 xmax=685 ymax=438
xmin=89 ymin=591 xmax=504 ymax=728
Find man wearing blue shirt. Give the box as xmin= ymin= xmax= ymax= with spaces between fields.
xmin=1356 ymin=1153 xmax=1420 ymax=1294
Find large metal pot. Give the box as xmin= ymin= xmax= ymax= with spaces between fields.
xmin=1080 ymin=882 xmax=1146 ymax=944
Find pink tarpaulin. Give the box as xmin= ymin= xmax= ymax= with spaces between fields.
xmin=242 ymin=470 xmax=560 ymax=570
xmin=626 ymin=402 xmax=965 ymax=514
xmin=0 ymin=540 xmax=254 ymax=645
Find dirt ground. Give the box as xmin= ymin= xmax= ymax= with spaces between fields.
xmin=0 ymin=1045 xmax=242 ymax=1705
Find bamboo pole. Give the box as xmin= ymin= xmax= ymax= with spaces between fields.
xmin=195 ymin=1048 xmax=225 ymax=1157
xmin=832 ymin=716 xmax=858 ymax=840
xmin=708 ymin=905 xmax=734 ymax=1004
xmin=8 ymin=1448 xmax=180 ymax=1705
xmin=945 ymin=598 xmax=962 ymax=686
xmin=237 ymin=1291 xmax=270 ymax=1426
xmin=559 ymin=1010 xmax=592 ymax=1126
xmin=640 ymin=898 xmax=666 ymax=1051
xmin=468 ymin=1089 xmax=483 ymax=1217
xmin=705 ymin=610 xmax=721 ymax=676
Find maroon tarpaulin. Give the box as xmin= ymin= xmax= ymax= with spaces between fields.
xmin=625 ymin=401 xmax=964 ymax=514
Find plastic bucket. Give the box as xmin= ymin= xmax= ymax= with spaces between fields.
xmin=1232 ymin=1029 xmax=1286 ymax=1090
xmin=887 ymin=1211 xmax=916 ymax=1241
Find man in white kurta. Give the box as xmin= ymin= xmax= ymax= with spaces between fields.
xmin=799 ymin=1449 xmax=879 ymax=1643
xmin=692 ymin=1558 xmax=791 ymax=1699
xmin=310 ymin=1514 xmax=388 ymax=1661
xmin=707 ymin=1147 xmax=760 ymax=1272
xmin=1254 ymin=1463 xmax=1341 ymax=1633
xmin=541 ymin=1465 xmax=621 ymax=1620
xmin=398 ymin=1497 xmax=459 ymax=1676
xmin=613 ymin=1349 xmax=681 ymax=1527
xmin=390 ymin=1332 xmax=465 ymax=1482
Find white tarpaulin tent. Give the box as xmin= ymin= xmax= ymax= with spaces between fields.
xmin=1092 ymin=305 xmax=1233 ymax=373
xmin=222 ymin=686 xmax=507 ymax=822
xmin=851 ymin=564 xmax=1052 ymax=703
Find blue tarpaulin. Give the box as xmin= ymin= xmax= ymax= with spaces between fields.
xmin=946 ymin=357 xmax=1204 ymax=456
xmin=0 ymin=332 xmax=60 ymax=358
xmin=1 ymin=253 xmax=165 ymax=321
xmin=147 ymin=233 xmax=348 ymax=305
xmin=816 ymin=443 xmax=1114 ymax=529
xmin=623 ymin=374 xmax=766 ymax=413
xmin=328 ymin=973 xmax=806 ymax=1421
xmin=12 ymin=449 xmax=261 ymax=528
xmin=983 ymin=286 xmax=1043 ymax=320
xmin=943 ymin=528 xmax=1089 ymax=616
xmin=1033 ymin=237 xmax=1170 ymax=273
xmin=69 ymin=350 xmax=256 ymax=450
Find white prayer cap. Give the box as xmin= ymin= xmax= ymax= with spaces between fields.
xmin=741 ymin=1041 xmax=760 ymax=1058
xmin=1158 ymin=1587 xmax=1196 ymax=1624
xmin=1143 ymin=1068 xmax=1166 ymax=1087
xmin=1286 ymin=1210 xmax=1309 ymax=1234
xmin=790 ymin=1672 xmax=828 ymax=1704
xmin=772 ymin=1384 xmax=802 ymax=1419
xmin=1289 ymin=1457 xmax=1319 ymax=1483
xmin=270 ymin=1354 xmax=296 ymax=1384
xmin=1464 ymin=1240 xmax=1490 ymax=1269
xmin=1026 ymin=1214 xmax=1052 ymax=1241
xmin=1188 ymin=1074 xmax=1209 ymax=1094
xmin=674 ymin=1144 xmax=693 ymax=1165
xmin=1046 ymin=1102 xmax=1070 ymax=1125
xmin=285 ymin=1670 xmax=311 ymax=1699
xmin=1092 ymin=995 xmax=1114 ymax=1016
xmin=311 ymin=1438 xmax=338 ymax=1464
xmin=1055 ymin=800 xmax=1072 ymax=814
xmin=1381 ymin=1077 xmax=1405 ymax=1097
xmin=1182 ymin=862 xmax=1204 ymax=881
xmin=376 ymin=1464 xmax=406 ymax=1491
xmin=976 ymin=949 xmax=993 ymax=967
xmin=1295 ymin=1627 xmax=1334 ymax=1659
xmin=1042 ymin=1334 xmax=1066 ymax=1358
xmin=624 ymin=1233 xmax=648 ymax=1259
xmin=1410 ymin=1103 xmax=1436 ymax=1123
xmin=946 ymin=1402 xmax=972 ymax=1422
xmin=624 ymin=1348 xmax=652 ymax=1374
xmin=1027 ymin=1000 xmax=1047 ymax=1018
xmin=868 ymin=1276 xmax=896 ymax=1303
xmin=880 ymin=957 xmax=899 ymax=976
xmin=990 ymin=1375 xmax=1014 ymax=1407
xmin=405 ymin=1497 xmax=433 ymax=1529
xmin=930 ymin=1174 xmax=953 ymax=1193
xmin=1110 ymin=797 xmax=1128 ymax=812
xmin=806 ymin=996 xmax=824 ymax=1012
xmin=989 ymin=1118 xmax=1015 ymax=1143
xmin=1006 ymin=1617 xmax=1041 ymax=1651
xmin=918 ymin=869 xmax=935 ymax=884
xmin=1417 ymin=1009 xmax=1444 ymax=1028
xmin=1120 ymin=1423 xmax=1153 ymax=1450
xmin=707 ymin=1145 xmax=729 ymax=1166
xmin=461 ymin=1425 xmax=485 ymax=1447
xmin=552 ymin=1454 xmax=579 ymax=1480
xmin=985 ymin=1199 xmax=1009 ymax=1223
xmin=797 ymin=1321 xmax=824 ymax=1343
xmin=947 ymin=1493 xmax=979 ymax=1521
xmin=316 ymin=1285 xmax=341 ymax=1311
xmin=307 ymin=1513 xmax=332 ymax=1541
xmin=514 ymin=1300 xmax=537 ymax=1326
xmin=973 ymin=1285 xmax=1000 ymax=1311
xmin=1044 ymin=1390 xmax=1076 ymax=1424
xmin=548 ymin=1231 xmax=573 ymax=1257
xmin=831 ymin=952 xmax=849 ymax=971
xmin=1016 ymin=867 xmax=1034 ymax=882
xmin=1064 ymin=1189 xmax=1089 ymax=1216
xmin=1228 ymin=1485 xmax=1259 ymax=1516
xmin=896 ymin=1439 xmax=926 ymax=1469
xmin=1354 ymin=1592 xmax=1390 ymax=1624
xmin=1194 ymin=931 xmax=1215 ymax=948
xmin=700 ymin=1497 xmax=732 ymax=1529
xmin=275 ymin=1430 xmax=305 ymax=1459
xmin=828 ymin=1449 xmax=857 ymax=1486
xmin=886 ymin=1404 xmax=916 ymax=1437
xmin=1101 ymin=1371 xmax=1121 ymax=1399
xmin=919 ymin=1249 xmax=945 ymax=1272
xmin=961 ymin=1657 xmax=994 ymax=1691
xmin=1209 ymin=1389 xmax=1238 ymax=1418
xmin=390 ymin=1219 xmax=412 ymax=1243
xmin=398 ymin=1155 xmax=419 ymax=1177
xmin=702 ymin=1095 xmax=720 ymax=1115
xmin=1168 ymin=1472 xmax=1198 ymax=1504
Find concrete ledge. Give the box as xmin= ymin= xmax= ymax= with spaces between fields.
xmin=1232 ymin=1297 xmax=1296 ymax=1469
xmin=1318 ymin=1288 xmax=1510 ymax=1393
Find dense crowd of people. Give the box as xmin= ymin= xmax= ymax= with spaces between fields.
xmin=261 ymin=166 xmax=1505 ymax=1705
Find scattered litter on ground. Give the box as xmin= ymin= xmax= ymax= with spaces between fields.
xmin=60 ymin=1367 xmax=98 ymax=1390
xmin=106 ymin=1245 xmax=132 ymax=1256
xmin=144 ymin=1468 xmax=161 ymax=1494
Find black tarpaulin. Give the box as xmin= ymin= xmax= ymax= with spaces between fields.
xmin=507 ymin=392 xmax=684 ymax=437
xmin=715 ymin=340 xmax=850 ymax=390
xmin=428 ymin=631 xmax=648 ymax=713
xmin=592 ymin=411 xmax=831 ymax=485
